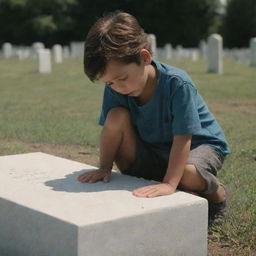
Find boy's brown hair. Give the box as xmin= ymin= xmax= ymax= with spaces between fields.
xmin=83 ymin=11 xmax=151 ymax=81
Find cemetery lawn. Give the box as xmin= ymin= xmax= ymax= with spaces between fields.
xmin=0 ymin=57 xmax=255 ymax=255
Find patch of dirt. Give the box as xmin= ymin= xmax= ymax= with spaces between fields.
xmin=28 ymin=142 xmax=100 ymax=167
xmin=208 ymin=240 xmax=255 ymax=256
xmin=207 ymin=99 xmax=256 ymax=115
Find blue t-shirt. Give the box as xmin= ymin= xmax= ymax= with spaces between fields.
xmin=99 ymin=60 xmax=230 ymax=156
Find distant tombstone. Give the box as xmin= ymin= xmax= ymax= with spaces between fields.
xmin=2 ymin=42 xmax=13 ymax=58
xmin=207 ymin=34 xmax=223 ymax=74
xmin=191 ymin=50 xmax=199 ymax=62
xmin=164 ymin=43 xmax=172 ymax=59
xmin=16 ymin=49 xmax=26 ymax=60
xmin=37 ymin=49 xmax=52 ymax=73
xmin=32 ymin=42 xmax=45 ymax=57
xmin=176 ymin=45 xmax=183 ymax=60
xmin=63 ymin=46 xmax=70 ymax=58
xmin=147 ymin=34 xmax=158 ymax=59
xmin=52 ymin=44 xmax=63 ymax=63
xmin=70 ymin=41 xmax=84 ymax=58
xmin=250 ymin=38 xmax=256 ymax=67
xmin=199 ymin=40 xmax=207 ymax=59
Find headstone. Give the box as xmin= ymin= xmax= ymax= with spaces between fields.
xmin=164 ymin=43 xmax=172 ymax=59
xmin=32 ymin=42 xmax=45 ymax=57
xmin=70 ymin=41 xmax=84 ymax=58
xmin=250 ymin=37 xmax=256 ymax=66
xmin=63 ymin=45 xmax=70 ymax=58
xmin=191 ymin=50 xmax=199 ymax=62
xmin=207 ymin=34 xmax=223 ymax=74
xmin=199 ymin=40 xmax=207 ymax=59
xmin=0 ymin=152 xmax=208 ymax=256
xmin=52 ymin=44 xmax=63 ymax=63
xmin=175 ymin=45 xmax=184 ymax=60
xmin=2 ymin=42 xmax=13 ymax=58
xmin=37 ymin=49 xmax=52 ymax=73
xmin=147 ymin=34 xmax=158 ymax=59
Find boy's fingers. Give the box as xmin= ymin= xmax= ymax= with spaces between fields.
xmin=103 ymin=174 xmax=110 ymax=183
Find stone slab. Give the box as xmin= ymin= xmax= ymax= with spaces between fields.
xmin=0 ymin=152 xmax=208 ymax=256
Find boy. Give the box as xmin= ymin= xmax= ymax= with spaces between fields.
xmin=78 ymin=11 xmax=230 ymax=222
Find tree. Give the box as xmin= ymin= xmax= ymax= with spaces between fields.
xmin=0 ymin=0 xmax=78 ymax=46
xmin=0 ymin=0 xmax=220 ymax=47
xmin=220 ymin=0 xmax=256 ymax=47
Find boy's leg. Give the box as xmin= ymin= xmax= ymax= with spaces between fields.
xmin=176 ymin=144 xmax=226 ymax=203
xmin=179 ymin=164 xmax=226 ymax=203
xmin=99 ymin=107 xmax=137 ymax=172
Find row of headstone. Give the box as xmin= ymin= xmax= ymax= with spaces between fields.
xmin=0 ymin=41 xmax=83 ymax=61
xmin=153 ymin=34 xmax=256 ymax=73
xmin=1 ymin=36 xmax=256 ymax=75
xmin=157 ymin=45 xmax=200 ymax=61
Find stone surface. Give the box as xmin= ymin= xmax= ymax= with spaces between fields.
xmin=37 ymin=49 xmax=52 ymax=73
xmin=70 ymin=41 xmax=84 ymax=58
xmin=2 ymin=42 xmax=13 ymax=58
xmin=52 ymin=44 xmax=63 ymax=63
xmin=207 ymin=34 xmax=223 ymax=74
xmin=250 ymin=37 xmax=256 ymax=66
xmin=0 ymin=152 xmax=208 ymax=256
xmin=164 ymin=43 xmax=172 ymax=59
xmin=63 ymin=45 xmax=70 ymax=58
xmin=147 ymin=34 xmax=158 ymax=59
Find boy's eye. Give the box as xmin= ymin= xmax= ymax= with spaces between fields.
xmin=119 ymin=75 xmax=128 ymax=81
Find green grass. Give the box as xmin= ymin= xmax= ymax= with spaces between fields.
xmin=0 ymin=58 xmax=103 ymax=146
xmin=0 ymin=57 xmax=255 ymax=252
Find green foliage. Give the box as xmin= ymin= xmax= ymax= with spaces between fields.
xmin=0 ymin=0 xmax=219 ymax=47
xmin=0 ymin=0 xmax=78 ymax=45
xmin=220 ymin=0 xmax=256 ymax=47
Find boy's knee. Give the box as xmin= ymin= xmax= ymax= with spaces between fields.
xmin=105 ymin=107 xmax=131 ymax=129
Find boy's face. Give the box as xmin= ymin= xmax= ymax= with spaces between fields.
xmin=99 ymin=50 xmax=151 ymax=97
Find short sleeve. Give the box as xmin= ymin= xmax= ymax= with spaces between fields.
xmin=171 ymin=83 xmax=201 ymax=135
xmin=98 ymin=86 xmax=127 ymax=126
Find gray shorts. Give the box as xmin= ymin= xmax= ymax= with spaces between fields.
xmin=121 ymin=140 xmax=224 ymax=194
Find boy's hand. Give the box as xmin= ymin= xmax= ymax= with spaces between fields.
xmin=132 ymin=183 xmax=176 ymax=198
xmin=77 ymin=169 xmax=111 ymax=183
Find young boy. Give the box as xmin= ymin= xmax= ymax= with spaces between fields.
xmin=78 ymin=11 xmax=230 ymax=222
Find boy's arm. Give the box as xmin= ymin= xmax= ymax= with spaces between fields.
xmin=162 ymin=134 xmax=192 ymax=190
xmin=132 ymin=134 xmax=191 ymax=197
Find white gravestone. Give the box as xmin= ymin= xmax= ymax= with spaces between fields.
xmin=52 ymin=44 xmax=63 ymax=63
xmin=191 ymin=49 xmax=199 ymax=62
xmin=199 ymin=40 xmax=207 ymax=59
xmin=0 ymin=152 xmax=207 ymax=256
xmin=70 ymin=41 xmax=84 ymax=58
xmin=164 ymin=43 xmax=172 ymax=59
xmin=250 ymin=37 xmax=256 ymax=67
xmin=37 ymin=49 xmax=52 ymax=73
xmin=32 ymin=42 xmax=45 ymax=57
xmin=2 ymin=42 xmax=13 ymax=58
xmin=147 ymin=34 xmax=158 ymax=59
xmin=207 ymin=34 xmax=223 ymax=74
xmin=63 ymin=45 xmax=70 ymax=58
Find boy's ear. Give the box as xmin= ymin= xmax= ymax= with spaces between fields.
xmin=140 ymin=49 xmax=152 ymax=65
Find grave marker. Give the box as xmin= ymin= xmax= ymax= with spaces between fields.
xmin=250 ymin=37 xmax=256 ymax=66
xmin=147 ymin=34 xmax=158 ymax=59
xmin=0 ymin=152 xmax=208 ymax=256
xmin=2 ymin=42 xmax=13 ymax=58
xmin=52 ymin=44 xmax=63 ymax=63
xmin=207 ymin=34 xmax=223 ymax=74
xmin=37 ymin=49 xmax=52 ymax=73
